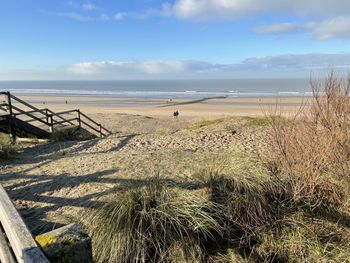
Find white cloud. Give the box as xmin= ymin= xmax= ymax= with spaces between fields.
xmin=69 ymin=61 xmax=205 ymax=75
xmin=165 ymin=0 xmax=350 ymax=20
xmin=82 ymin=3 xmax=96 ymax=11
xmin=56 ymin=12 xmax=91 ymax=22
xmin=160 ymin=0 xmax=350 ymax=40
xmin=241 ymin=54 xmax=350 ymax=70
xmin=68 ymin=55 xmax=350 ymax=79
xmin=307 ymin=16 xmax=350 ymax=40
xmin=2 ymin=54 xmax=350 ymax=80
xmin=114 ymin=12 xmax=128 ymax=21
xmin=254 ymin=23 xmax=301 ymax=34
xmin=254 ymin=16 xmax=350 ymax=39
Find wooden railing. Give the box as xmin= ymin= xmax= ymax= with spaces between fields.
xmin=0 ymin=91 xmax=112 ymax=138
xmin=0 ymin=184 xmax=49 ymax=263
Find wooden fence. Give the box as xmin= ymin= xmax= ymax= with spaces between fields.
xmin=0 ymin=91 xmax=112 ymax=138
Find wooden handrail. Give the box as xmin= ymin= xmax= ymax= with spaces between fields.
xmin=12 ymin=105 xmax=49 ymax=126
xmin=54 ymin=109 xmax=78 ymax=116
xmin=0 ymin=184 xmax=49 ymax=263
xmin=46 ymin=109 xmax=75 ymax=126
xmin=54 ymin=117 xmax=78 ymax=126
xmin=79 ymin=111 xmax=100 ymax=127
xmin=15 ymin=108 xmax=47 ymax=116
xmin=2 ymin=91 xmax=112 ymax=137
xmin=80 ymin=120 xmax=100 ymax=134
xmin=101 ymin=126 xmax=113 ymax=136
xmin=10 ymin=94 xmax=47 ymax=116
xmin=79 ymin=111 xmax=112 ymax=135
xmin=0 ymin=225 xmax=16 ymax=263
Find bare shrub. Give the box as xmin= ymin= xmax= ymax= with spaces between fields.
xmin=267 ymin=72 xmax=350 ymax=211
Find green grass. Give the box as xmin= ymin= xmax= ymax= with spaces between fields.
xmin=245 ymin=116 xmax=271 ymax=127
xmin=245 ymin=115 xmax=293 ymax=128
xmin=190 ymin=119 xmax=223 ymax=130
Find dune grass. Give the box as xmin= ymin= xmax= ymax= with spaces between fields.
xmin=51 ymin=127 xmax=96 ymax=141
xmin=0 ymin=133 xmax=16 ymax=160
xmin=83 ymin=175 xmax=222 ymax=263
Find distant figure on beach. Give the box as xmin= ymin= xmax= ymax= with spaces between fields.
xmin=65 ymin=100 xmax=68 ymax=104
xmin=173 ymin=110 xmax=179 ymax=119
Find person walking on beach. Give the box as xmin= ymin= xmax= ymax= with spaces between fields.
xmin=173 ymin=110 xmax=179 ymax=119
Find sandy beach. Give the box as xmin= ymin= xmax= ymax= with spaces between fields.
xmin=16 ymin=95 xmax=310 ymax=118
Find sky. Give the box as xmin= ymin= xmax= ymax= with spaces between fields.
xmin=1 ymin=0 xmax=350 ymax=80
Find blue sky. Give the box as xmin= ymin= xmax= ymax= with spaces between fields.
xmin=1 ymin=0 xmax=350 ymax=80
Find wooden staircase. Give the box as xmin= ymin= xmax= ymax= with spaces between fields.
xmin=0 ymin=91 xmax=112 ymax=140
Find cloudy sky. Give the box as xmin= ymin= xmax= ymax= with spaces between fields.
xmin=1 ymin=0 xmax=350 ymax=80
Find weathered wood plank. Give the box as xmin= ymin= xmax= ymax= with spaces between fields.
xmin=0 ymin=224 xmax=16 ymax=263
xmin=11 ymin=106 xmax=49 ymax=126
xmin=16 ymin=137 xmax=49 ymax=144
xmin=46 ymin=109 xmax=75 ymax=126
xmin=0 ymin=184 xmax=49 ymax=263
xmin=53 ymin=117 xmax=78 ymax=126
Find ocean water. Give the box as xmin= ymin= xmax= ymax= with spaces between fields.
xmin=0 ymin=79 xmax=311 ymax=99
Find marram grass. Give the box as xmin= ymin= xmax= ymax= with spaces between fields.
xmin=0 ymin=132 xmax=16 ymax=160
xmin=83 ymin=176 xmax=222 ymax=263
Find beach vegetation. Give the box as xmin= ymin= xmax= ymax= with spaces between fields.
xmin=225 ymin=126 xmax=237 ymax=135
xmin=191 ymin=119 xmax=223 ymax=130
xmin=245 ymin=115 xmax=291 ymax=127
xmin=245 ymin=116 xmax=271 ymax=127
xmin=0 ymin=132 xmax=16 ymax=159
xmin=83 ymin=175 xmax=222 ymax=263
xmin=192 ymin=73 xmax=350 ymax=262
xmin=51 ymin=127 xmax=96 ymax=141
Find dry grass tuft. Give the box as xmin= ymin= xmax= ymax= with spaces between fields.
xmin=51 ymin=127 xmax=96 ymax=141
xmin=0 ymin=133 xmax=16 ymax=160
xmin=83 ymin=175 xmax=222 ymax=263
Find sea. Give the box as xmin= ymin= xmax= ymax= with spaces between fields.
xmin=0 ymin=79 xmax=312 ymax=100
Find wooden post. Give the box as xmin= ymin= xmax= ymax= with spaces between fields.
xmin=5 ymin=91 xmax=13 ymax=116
xmin=45 ymin=109 xmax=49 ymax=124
xmin=48 ymin=114 xmax=54 ymax=133
xmin=99 ymin=124 xmax=102 ymax=138
xmin=6 ymin=92 xmax=16 ymax=142
xmin=77 ymin=110 xmax=81 ymax=127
